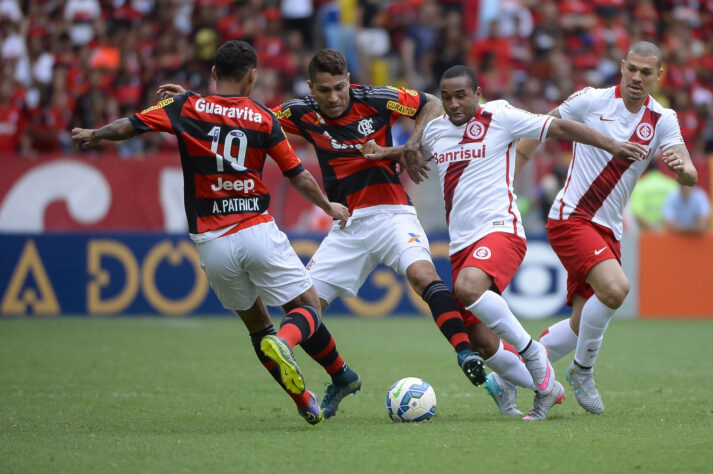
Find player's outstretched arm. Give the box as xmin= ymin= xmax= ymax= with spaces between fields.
xmin=661 ymin=144 xmax=697 ymax=186
xmin=71 ymin=118 xmax=140 ymax=149
xmin=515 ymin=108 xmax=561 ymax=183
xmin=289 ymin=169 xmax=349 ymax=229
xmin=546 ymin=118 xmax=648 ymax=161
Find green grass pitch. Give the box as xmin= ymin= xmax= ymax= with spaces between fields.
xmin=2 ymin=316 xmax=712 ymax=473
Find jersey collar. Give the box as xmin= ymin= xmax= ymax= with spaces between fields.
xmin=614 ymin=84 xmax=651 ymax=107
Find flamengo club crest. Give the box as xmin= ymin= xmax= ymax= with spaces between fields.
xmin=357 ymin=118 xmax=374 ymax=136
xmin=466 ymin=120 xmax=486 ymax=140
xmin=635 ymin=123 xmax=654 ymax=141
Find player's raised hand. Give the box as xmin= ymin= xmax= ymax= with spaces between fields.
xmin=401 ymin=145 xmax=430 ymax=184
xmin=325 ymin=202 xmax=350 ymax=229
xmin=610 ymin=141 xmax=648 ymax=161
xmin=71 ymin=128 xmax=99 ymax=149
xmin=157 ymin=84 xmax=187 ymax=100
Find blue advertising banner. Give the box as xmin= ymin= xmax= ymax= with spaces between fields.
xmin=0 ymin=233 xmax=570 ymax=318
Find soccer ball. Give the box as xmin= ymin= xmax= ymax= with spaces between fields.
xmin=386 ymin=377 xmax=437 ymax=422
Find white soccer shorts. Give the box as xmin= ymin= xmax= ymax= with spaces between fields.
xmin=308 ymin=211 xmax=432 ymax=303
xmin=196 ymin=220 xmax=312 ymax=310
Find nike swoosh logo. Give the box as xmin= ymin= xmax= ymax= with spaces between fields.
xmin=599 ymin=116 xmax=615 ymax=121
xmin=537 ymin=363 xmax=551 ymax=391
xmin=594 ymin=247 xmax=607 ymax=255
xmin=391 ymin=380 xmax=407 ymax=398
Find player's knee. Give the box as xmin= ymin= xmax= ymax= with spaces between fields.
xmin=453 ymin=279 xmax=483 ymax=307
xmin=597 ymin=280 xmax=629 ymax=309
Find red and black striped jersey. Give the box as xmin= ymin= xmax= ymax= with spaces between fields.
xmin=129 ymin=91 xmax=304 ymax=241
xmin=272 ymin=84 xmax=426 ymax=217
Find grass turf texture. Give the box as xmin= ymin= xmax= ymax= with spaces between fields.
xmin=1 ymin=317 xmax=712 ymax=474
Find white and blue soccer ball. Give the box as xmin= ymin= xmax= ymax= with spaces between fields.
xmin=386 ymin=377 xmax=437 ymax=422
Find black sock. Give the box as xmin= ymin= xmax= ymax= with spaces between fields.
xmin=422 ymin=281 xmax=471 ymax=353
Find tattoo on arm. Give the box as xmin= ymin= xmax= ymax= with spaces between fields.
xmin=94 ymin=118 xmax=139 ymax=142
xmin=404 ymin=147 xmax=419 ymax=168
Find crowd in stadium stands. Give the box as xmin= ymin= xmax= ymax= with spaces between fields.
xmin=0 ymin=0 xmax=711 ymax=229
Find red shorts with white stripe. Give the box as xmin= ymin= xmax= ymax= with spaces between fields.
xmin=450 ymin=232 xmax=527 ymax=327
xmin=546 ymin=217 xmax=621 ymax=306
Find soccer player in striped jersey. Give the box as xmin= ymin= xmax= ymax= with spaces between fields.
xmin=271 ymin=49 xmax=491 ymax=410
xmin=517 ymin=42 xmax=697 ymax=414
xmin=365 ymin=65 xmax=646 ymax=419
xmin=71 ymin=40 xmax=361 ymax=425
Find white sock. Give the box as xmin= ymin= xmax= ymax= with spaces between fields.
xmin=540 ymin=318 xmax=578 ymax=362
xmin=466 ymin=290 xmax=531 ymax=352
xmin=573 ymin=294 xmax=616 ymax=368
xmin=485 ymin=340 xmax=536 ymax=390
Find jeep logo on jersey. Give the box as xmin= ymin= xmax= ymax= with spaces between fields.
xmin=357 ymin=118 xmax=374 ymax=136
xmin=635 ymin=123 xmax=654 ymax=141
xmin=473 ymin=246 xmax=491 ymax=260
xmin=211 ymin=177 xmax=256 ymax=193
xmin=466 ymin=121 xmax=485 ymax=140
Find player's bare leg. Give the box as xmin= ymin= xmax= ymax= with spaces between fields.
xmin=567 ymin=258 xmax=629 ymax=414
xmin=406 ymin=260 xmax=486 ymax=386
xmin=456 ymin=267 xmax=564 ymax=420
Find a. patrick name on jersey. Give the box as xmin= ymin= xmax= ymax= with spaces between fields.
xmin=212 ymin=196 xmax=263 ymax=214
xmin=433 ymin=144 xmax=487 ymax=164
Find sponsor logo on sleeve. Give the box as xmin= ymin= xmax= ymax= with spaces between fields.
xmin=140 ymin=97 xmax=174 ymax=115
xmin=274 ymin=107 xmax=291 ymax=119
xmin=386 ymin=100 xmax=417 ymax=117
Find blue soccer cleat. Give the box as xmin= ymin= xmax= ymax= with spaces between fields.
xmin=320 ymin=365 xmax=362 ymax=419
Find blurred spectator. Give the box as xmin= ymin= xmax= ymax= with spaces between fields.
xmin=662 ymin=184 xmax=712 ymax=234
xmin=0 ymin=0 xmax=710 ymax=230
xmin=629 ymin=162 xmax=679 ymax=231
xmin=0 ymin=77 xmax=25 ymax=154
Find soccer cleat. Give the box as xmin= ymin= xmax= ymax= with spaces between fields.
xmin=484 ymin=373 xmax=523 ymax=416
xmin=260 ymin=335 xmax=305 ymax=395
xmin=321 ymin=365 xmax=362 ymax=419
xmin=567 ymin=363 xmax=604 ymax=414
xmin=522 ymin=380 xmax=565 ymax=421
xmin=458 ymin=350 xmax=487 ymax=386
xmin=298 ymin=390 xmax=324 ymax=425
xmin=521 ymin=340 xmax=556 ymax=394
xmin=485 ymin=372 xmax=522 ymax=415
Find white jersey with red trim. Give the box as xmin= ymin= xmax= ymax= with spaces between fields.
xmin=422 ymin=100 xmax=553 ymax=255
xmin=550 ymin=85 xmax=684 ymax=240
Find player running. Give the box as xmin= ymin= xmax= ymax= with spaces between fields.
xmin=71 ymin=40 xmax=360 ymax=425
xmin=366 ymin=65 xmax=646 ymax=420
xmin=517 ymin=41 xmax=697 ymax=414
xmin=157 ymin=49 xmax=491 ymax=418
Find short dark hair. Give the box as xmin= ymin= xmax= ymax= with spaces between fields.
xmin=214 ymin=40 xmax=257 ymax=81
xmin=441 ymin=65 xmax=479 ymax=92
xmin=625 ymin=41 xmax=662 ymax=68
xmin=308 ymin=49 xmax=348 ymax=79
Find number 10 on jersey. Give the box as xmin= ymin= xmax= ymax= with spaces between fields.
xmin=209 ymin=126 xmax=248 ymax=172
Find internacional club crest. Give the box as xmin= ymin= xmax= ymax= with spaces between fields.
xmin=473 ymin=246 xmax=491 ymax=260
xmin=466 ymin=120 xmax=486 ymax=140
xmin=357 ymin=118 xmax=374 ymax=136
xmin=635 ymin=123 xmax=654 ymax=141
